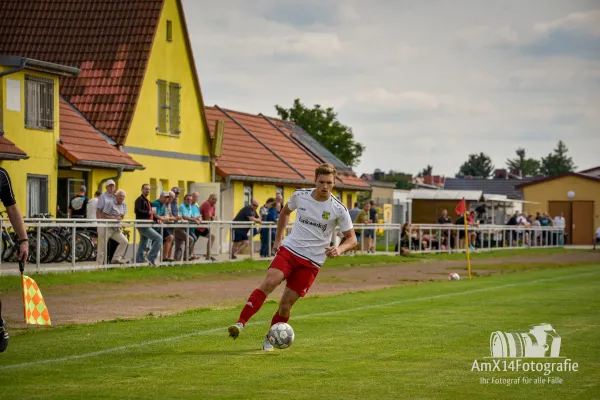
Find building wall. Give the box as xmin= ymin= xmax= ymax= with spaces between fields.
xmin=522 ymin=176 xmax=600 ymax=234
xmin=411 ymin=199 xmax=472 ymax=224
xmin=120 ymin=0 xmax=211 ymax=216
xmin=0 ymin=68 xmax=59 ymax=216
xmin=370 ymin=186 xmax=395 ymax=203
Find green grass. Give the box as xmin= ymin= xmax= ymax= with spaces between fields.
xmin=0 ymin=263 xmax=598 ymax=399
xmin=0 ymin=248 xmax=589 ymax=292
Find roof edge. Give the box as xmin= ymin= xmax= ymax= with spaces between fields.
xmin=218 ymin=173 xmax=371 ymax=191
xmin=515 ymin=172 xmax=600 ymax=188
xmin=0 ymin=54 xmax=80 ymax=77
xmin=0 ymin=153 xmax=29 ymax=160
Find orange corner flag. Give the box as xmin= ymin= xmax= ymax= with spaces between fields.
xmin=22 ymin=275 xmax=51 ymax=325
xmin=455 ymin=198 xmax=466 ymax=216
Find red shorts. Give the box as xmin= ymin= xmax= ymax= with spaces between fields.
xmin=269 ymin=246 xmax=320 ymax=297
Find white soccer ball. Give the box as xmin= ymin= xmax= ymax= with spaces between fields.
xmin=448 ymin=272 xmax=460 ymax=281
xmin=267 ymin=322 xmax=295 ymax=349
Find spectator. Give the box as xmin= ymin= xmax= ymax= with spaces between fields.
xmin=68 ymin=185 xmax=87 ymax=219
xmin=101 ymin=189 xmax=130 ymax=264
xmin=259 ymin=198 xmax=274 ymax=220
xmin=198 ymin=193 xmax=218 ymax=261
xmin=553 ymin=212 xmax=566 ymax=244
xmin=134 ymin=184 xmax=162 ymax=266
xmin=260 ymin=201 xmax=280 ymax=257
xmin=275 ymin=192 xmax=283 ymax=207
xmin=177 ymin=194 xmax=201 ymax=261
xmin=368 ymin=200 xmax=378 ymax=253
xmin=594 ymin=226 xmax=600 ymax=250
xmin=349 ymin=202 xmax=360 ymax=222
xmin=539 ymin=212 xmax=551 ymax=227
xmin=231 ymin=199 xmax=261 ymax=259
xmin=438 ymin=209 xmax=454 ymax=248
xmin=355 ymin=202 xmax=372 ymax=253
xmin=87 ymin=190 xmax=101 ymax=220
xmin=170 ymin=187 xmax=180 ymax=218
xmin=152 ymin=192 xmax=175 ymax=262
xmin=95 ymin=180 xmax=117 ymax=265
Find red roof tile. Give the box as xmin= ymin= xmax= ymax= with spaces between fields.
xmin=0 ymin=0 xmax=164 ymax=145
xmin=58 ymin=98 xmax=143 ymax=170
xmin=0 ymin=136 xmax=28 ymax=160
xmin=205 ymin=106 xmax=370 ymax=190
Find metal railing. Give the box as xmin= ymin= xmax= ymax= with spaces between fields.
xmin=0 ymin=218 xmax=565 ymax=275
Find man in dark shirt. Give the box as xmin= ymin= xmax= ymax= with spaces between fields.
xmin=368 ymin=200 xmax=378 ymax=253
xmin=134 ymin=184 xmax=163 ymax=265
xmin=231 ymin=199 xmax=261 ymax=259
xmin=438 ymin=209 xmax=453 ymax=248
xmin=0 ymin=167 xmax=30 ymax=353
xmin=68 ymin=185 xmax=88 ymax=218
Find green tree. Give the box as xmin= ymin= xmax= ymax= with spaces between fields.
xmin=418 ymin=165 xmax=433 ymax=177
xmin=380 ymin=169 xmax=414 ymax=189
xmin=275 ymin=99 xmax=365 ymax=167
xmin=540 ymin=140 xmax=576 ymax=176
xmin=506 ymin=148 xmax=540 ymax=177
xmin=457 ymin=153 xmax=495 ymax=178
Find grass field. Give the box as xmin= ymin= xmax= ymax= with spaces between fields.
xmin=0 ymin=247 xmax=586 ymax=292
xmin=1 ymin=260 xmax=598 ymax=399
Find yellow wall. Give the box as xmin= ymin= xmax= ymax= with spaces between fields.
xmin=522 ymin=176 xmax=600 ymax=231
xmin=115 ymin=0 xmax=211 ymax=214
xmin=0 ymin=68 xmax=59 ymax=216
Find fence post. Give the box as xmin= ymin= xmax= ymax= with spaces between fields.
xmin=249 ymin=223 xmax=254 ymax=259
xmin=36 ymin=223 xmax=41 ymax=272
xmin=385 ymin=227 xmax=388 ymax=253
xmin=132 ymin=223 xmax=137 ymax=267
xmin=71 ymin=223 xmax=76 ymax=270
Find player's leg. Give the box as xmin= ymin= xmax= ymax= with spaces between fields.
xmin=262 ymin=287 xmax=300 ymax=351
xmin=228 ymin=252 xmax=291 ymax=339
xmin=0 ymin=299 xmax=7 ymax=353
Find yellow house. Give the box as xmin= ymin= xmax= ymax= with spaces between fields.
xmin=517 ymin=173 xmax=600 ymax=245
xmin=0 ymin=55 xmax=78 ymax=216
xmin=0 ymin=0 xmax=213 ymax=219
xmin=205 ymin=106 xmax=371 ymax=223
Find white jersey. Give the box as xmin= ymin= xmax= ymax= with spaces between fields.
xmin=281 ymin=189 xmax=353 ymax=267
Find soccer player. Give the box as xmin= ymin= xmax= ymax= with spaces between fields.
xmin=227 ymin=163 xmax=357 ymax=350
xmin=0 ymin=168 xmax=29 ymax=353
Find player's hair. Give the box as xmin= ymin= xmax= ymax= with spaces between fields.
xmin=314 ymin=163 xmax=337 ymax=180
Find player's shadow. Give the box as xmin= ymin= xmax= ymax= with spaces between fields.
xmin=176 ymin=350 xmax=280 ymax=357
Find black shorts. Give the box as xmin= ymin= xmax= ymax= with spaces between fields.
xmin=233 ymin=229 xmax=249 ymax=242
xmin=196 ymin=228 xmax=210 ymax=238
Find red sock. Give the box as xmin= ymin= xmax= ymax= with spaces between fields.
xmin=271 ymin=311 xmax=290 ymax=327
xmin=238 ymin=289 xmax=267 ymax=326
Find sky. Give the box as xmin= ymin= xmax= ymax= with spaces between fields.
xmin=183 ymin=0 xmax=600 ymax=176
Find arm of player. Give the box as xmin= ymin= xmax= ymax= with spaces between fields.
xmin=6 ymin=204 xmax=29 ymax=262
xmin=272 ymin=204 xmax=292 ymax=252
xmin=326 ymin=228 xmax=357 ymax=258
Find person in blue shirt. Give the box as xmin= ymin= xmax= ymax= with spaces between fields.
xmin=260 ymin=199 xmax=280 ymax=257
xmin=151 ymin=192 xmax=175 ymax=261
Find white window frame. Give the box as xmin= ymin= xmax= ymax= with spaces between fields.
xmin=25 ymin=75 xmax=54 ymax=130
xmin=243 ymin=184 xmax=253 ymax=207
xmin=26 ymin=174 xmax=49 ymax=217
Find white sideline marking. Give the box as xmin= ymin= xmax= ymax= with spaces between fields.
xmin=1 ymin=269 xmax=598 ymax=371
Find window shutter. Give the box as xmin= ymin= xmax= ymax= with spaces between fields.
xmin=169 ymin=83 xmax=181 ymax=134
xmin=157 ymin=80 xmax=168 ymax=133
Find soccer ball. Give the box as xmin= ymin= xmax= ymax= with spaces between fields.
xmin=448 ymin=272 xmax=460 ymax=280
xmin=267 ymin=322 xmax=295 ymax=349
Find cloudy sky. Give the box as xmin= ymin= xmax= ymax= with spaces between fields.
xmin=183 ymin=0 xmax=600 ymax=176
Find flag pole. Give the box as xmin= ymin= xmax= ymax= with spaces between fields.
xmin=463 ymin=212 xmax=472 ymax=280
xmin=19 ymin=258 xmax=27 ymax=323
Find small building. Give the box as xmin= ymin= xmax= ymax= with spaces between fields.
xmin=516 ymin=173 xmax=600 ymax=245
xmin=408 ymin=190 xmax=483 ymax=224
xmin=359 ymin=178 xmax=396 ymax=204
xmin=580 ymin=166 xmax=600 ymax=178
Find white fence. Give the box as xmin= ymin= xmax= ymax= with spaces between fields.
xmin=0 ymin=218 xmax=565 ymax=275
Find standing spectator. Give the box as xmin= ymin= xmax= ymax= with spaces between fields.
xmin=260 ymin=201 xmax=280 ymax=257
xmin=68 ymin=185 xmax=88 ymax=219
xmin=152 ymin=192 xmax=175 ymax=262
xmin=553 ymin=212 xmax=566 ymax=244
xmin=349 ymin=202 xmax=360 ymax=222
xmin=259 ymin=198 xmax=273 ymax=221
xmin=368 ymin=200 xmax=378 ymax=253
xmin=170 ymin=187 xmax=180 ymax=218
xmin=275 ymin=192 xmax=284 ymax=207
xmin=355 ymin=202 xmax=373 ymax=253
xmin=134 ymin=184 xmax=162 ymax=266
xmin=594 ymin=226 xmax=600 ymax=250
xmin=101 ymin=190 xmax=130 ymax=264
xmin=231 ymin=199 xmax=261 ymax=259
xmin=438 ymin=209 xmax=454 ymax=249
xmin=176 ymin=194 xmax=200 ymax=261
xmin=199 ymin=193 xmax=218 ymax=261
xmin=86 ymin=191 xmax=101 ymax=220
xmin=95 ymin=180 xmax=117 ymax=265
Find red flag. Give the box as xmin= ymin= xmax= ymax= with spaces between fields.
xmin=455 ymin=198 xmax=466 ymax=216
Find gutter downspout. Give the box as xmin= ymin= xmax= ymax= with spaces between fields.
xmin=98 ymin=167 xmax=124 ymax=193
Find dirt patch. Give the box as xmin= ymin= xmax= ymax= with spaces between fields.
xmin=2 ymin=252 xmax=599 ymax=327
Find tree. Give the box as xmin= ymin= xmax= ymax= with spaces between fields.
xmin=506 ymin=148 xmax=540 ymax=177
xmin=275 ymin=99 xmax=365 ymax=167
xmin=380 ymin=169 xmax=414 ymax=189
xmin=418 ymin=165 xmax=433 ymax=177
xmin=540 ymin=140 xmax=576 ymax=176
xmin=457 ymin=153 xmax=495 ymax=178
